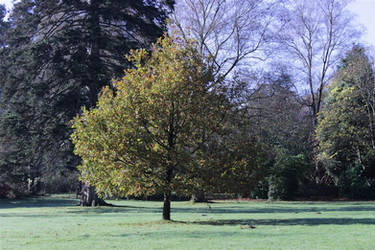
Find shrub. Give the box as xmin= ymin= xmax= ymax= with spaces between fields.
xmin=41 ymin=171 xmax=79 ymax=194
xmin=337 ymin=163 xmax=375 ymax=199
xmin=267 ymin=149 xmax=309 ymax=200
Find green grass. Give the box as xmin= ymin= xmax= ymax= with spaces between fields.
xmin=1 ymin=195 xmax=375 ymax=249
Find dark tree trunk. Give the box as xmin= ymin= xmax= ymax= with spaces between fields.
xmin=87 ymin=0 xmax=104 ymax=107
xmin=77 ymin=1 xmax=108 ymax=208
xmin=163 ymin=190 xmax=171 ymax=220
xmin=79 ymin=182 xmax=111 ymax=206
xmin=79 ymin=183 xmax=98 ymax=206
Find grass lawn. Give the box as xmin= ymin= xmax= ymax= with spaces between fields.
xmin=0 ymin=195 xmax=374 ymax=249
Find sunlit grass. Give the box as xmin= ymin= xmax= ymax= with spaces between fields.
xmin=1 ymin=195 xmax=374 ymax=249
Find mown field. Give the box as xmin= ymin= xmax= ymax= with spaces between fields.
xmin=0 ymin=195 xmax=374 ymax=249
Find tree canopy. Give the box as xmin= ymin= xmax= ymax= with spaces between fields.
xmin=72 ymin=35 xmax=262 ymax=219
xmin=316 ymin=46 xmax=375 ymax=197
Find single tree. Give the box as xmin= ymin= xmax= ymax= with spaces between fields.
xmin=72 ymin=35 xmax=257 ymax=220
xmin=316 ymin=46 xmax=375 ymax=185
xmin=275 ymin=0 xmax=359 ymax=123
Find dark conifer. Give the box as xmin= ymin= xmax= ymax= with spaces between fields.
xmin=0 ymin=0 xmax=174 ymax=198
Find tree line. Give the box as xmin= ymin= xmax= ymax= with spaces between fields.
xmin=0 ymin=0 xmax=374 ymax=219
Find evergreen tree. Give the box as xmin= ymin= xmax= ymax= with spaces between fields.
xmin=0 ymin=1 xmax=40 ymax=198
xmin=0 ymin=0 xmax=174 ymax=198
xmin=245 ymin=70 xmax=313 ymax=199
xmin=0 ymin=4 xmax=7 ymax=47
xmin=316 ymin=46 xmax=375 ymax=198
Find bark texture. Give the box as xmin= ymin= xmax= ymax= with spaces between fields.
xmin=163 ymin=191 xmax=171 ymax=220
xmin=79 ymin=183 xmax=110 ymax=206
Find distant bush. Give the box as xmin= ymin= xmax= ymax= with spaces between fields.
xmin=0 ymin=166 xmax=29 ymax=199
xmin=250 ymin=180 xmax=269 ymax=199
xmin=41 ymin=171 xmax=78 ymax=194
xmin=267 ymin=149 xmax=310 ymax=200
xmin=337 ymin=163 xmax=375 ymax=199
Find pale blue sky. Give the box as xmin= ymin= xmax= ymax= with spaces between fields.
xmin=1 ymin=0 xmax=374 ymax=46
xmin=348 ymin=0 xmax=375 ymax=47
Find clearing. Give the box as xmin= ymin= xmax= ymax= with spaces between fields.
xmin=0 ymin=195 xmax=374 ymax=249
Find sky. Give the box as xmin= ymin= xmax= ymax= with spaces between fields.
xmin=0 ymin=0 xmax=374 ymax=47
xmin=348 ymin=0 xmax=375 ymax=48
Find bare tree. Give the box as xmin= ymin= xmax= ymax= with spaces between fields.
xmin=275 ymin=0 xmax=360 ymax=123
xmin=172 ymin=0 xmax=275 ymax=79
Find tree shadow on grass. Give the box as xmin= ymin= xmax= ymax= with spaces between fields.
xmin=65 ymin=203 xmax=375 ymax=216
xmin=177 ymin=217 xmax=375 ymax=226
xmin=113 ymin=230 xmax=264 ymax=239
xmin=171 ymin=205 xmax=375 ymax=214
xmin=2 ymin=197 xmax=375 ymax=219
xmin=0 ymin=197 xmax=78 ymax=209
xmin=67 ymin=206 xmax=162 ymax=215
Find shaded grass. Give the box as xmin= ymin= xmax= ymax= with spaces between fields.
xmin=0 ymin=195 xmax=375 ymax=249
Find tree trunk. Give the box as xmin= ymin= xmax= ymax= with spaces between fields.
xmin=87 ymin=0 xmax=103 ymax=107
xmin=163 ymin=190 xmax=171 ymax=220
xmin=79 ymin=182 xmax=110 ymax=206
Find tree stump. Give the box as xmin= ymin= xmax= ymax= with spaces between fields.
xmin=79 ymin=182 xmax=111 ymax=206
